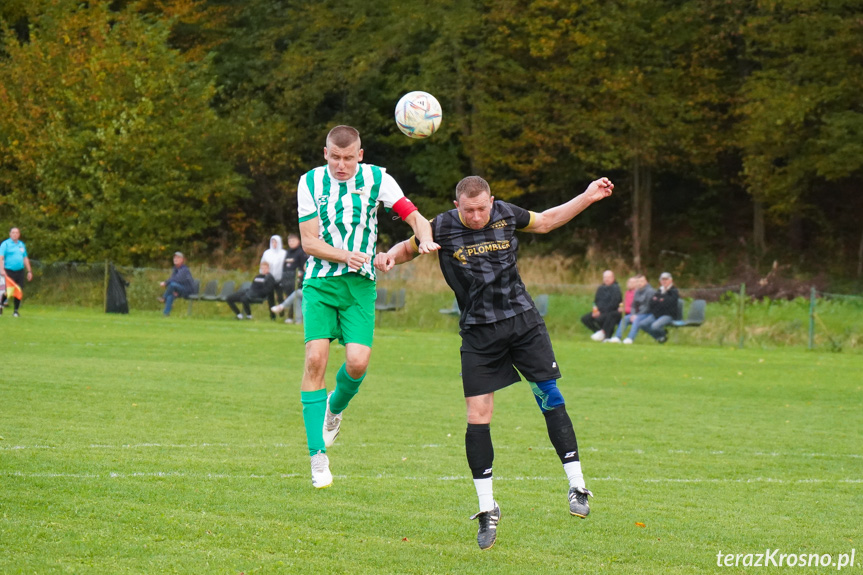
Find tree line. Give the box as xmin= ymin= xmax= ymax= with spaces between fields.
xmin=1 ymin=0 xmax=861 ymax=279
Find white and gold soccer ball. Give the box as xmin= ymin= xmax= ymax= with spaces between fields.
xmin=394 ymin=91 xmax=442 ymax=139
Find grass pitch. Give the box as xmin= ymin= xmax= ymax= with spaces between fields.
xmin=1 ymin=307 xmax=860 ymax=574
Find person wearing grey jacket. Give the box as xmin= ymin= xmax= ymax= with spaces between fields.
xmin=608 ymin=275 xmax=655 ymax=343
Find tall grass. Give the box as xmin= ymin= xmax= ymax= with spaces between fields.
xmin=20 ymin=255 xmax=862 ymax=351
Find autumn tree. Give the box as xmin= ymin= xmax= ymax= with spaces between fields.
xmin=473 ymin=0 xmax=746 ymax=268
xmin=206 ymin=0 xmax=479 ymax=244
xmin=0 ymin=0 xmax=245 ymax=264
xmin=737 ymin=0 xmax=863 ymax=273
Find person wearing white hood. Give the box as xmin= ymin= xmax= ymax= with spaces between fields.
xmin=261 ymin=235 xmax=287 ymax=320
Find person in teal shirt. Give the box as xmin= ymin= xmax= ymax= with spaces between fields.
xmin=0 ymin=227 xmax=33 ymax=317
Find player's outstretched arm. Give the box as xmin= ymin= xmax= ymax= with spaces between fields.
xmin=374 ymin=239 xmax=418 ymax=274
xmin=299 ymin=218 xmax=370 ymax=271
xmin=524 ymin=177 xmax=614 ymax=234
xmin=404 ymin=212 xmax=440 ymax=254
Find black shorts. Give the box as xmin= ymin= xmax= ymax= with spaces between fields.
xmin=460 ymin=308 xmax=561 ymax=397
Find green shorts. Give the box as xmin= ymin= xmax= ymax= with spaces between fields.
xmin=302 ymin=273 xmax=376 ymax=346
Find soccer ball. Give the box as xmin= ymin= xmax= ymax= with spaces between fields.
xmin=394 ymin=91 xmax=442 ymax=139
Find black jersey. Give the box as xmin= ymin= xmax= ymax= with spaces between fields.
xmin=431 ymin=201 xmax=537 ymax=327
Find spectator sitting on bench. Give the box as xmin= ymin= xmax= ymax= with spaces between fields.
xmin=277 ymin=233 xmax=306 ymax=323
xmin=271 ymin=288 xmax=303 ymax=325
xmin=580 ymin=270 xmax=622 ymax=342
xmin=226 ymin=262 xmax=277 ymax=320
xmin=616 ymin=274 xmax=656 ymax=344
xmin=606 ymin=276 xmax=637 ymax=343
xmin=640 ymin=272 xmax=681 ymax=344
xmin=158 ymin=251 xmax=196 ymax=317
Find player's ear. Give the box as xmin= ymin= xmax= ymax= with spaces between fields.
xmin=453 ymin=200 xmax=459 ymax=209
xmin=323 ymin=147 xmax=329 ymax=160
xmin=357 ymin=148 xmax=364 ymax=161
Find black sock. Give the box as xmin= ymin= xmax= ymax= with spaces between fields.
xmin=544 ymin=405 xmax=579 ymax=464
xmin=465 ymin=423 xmax=494 ymax=479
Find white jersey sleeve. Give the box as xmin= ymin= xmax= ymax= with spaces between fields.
xmin=377 ymin=171 xmax=406 ymax=210
xmin=297 ymin=171 xmax=318 ymax=221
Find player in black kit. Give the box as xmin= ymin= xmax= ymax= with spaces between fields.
xmin=375 ymin=175 xmax=613 ymax=550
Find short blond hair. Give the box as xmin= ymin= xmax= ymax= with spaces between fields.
xmin=326 ymin=125 xmax=361 ymax=149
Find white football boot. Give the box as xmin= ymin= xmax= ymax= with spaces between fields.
xmin=310 ymin=452 xmax=333 ymax=489
xmin=323 ymin=392 xmax=342 ymax=448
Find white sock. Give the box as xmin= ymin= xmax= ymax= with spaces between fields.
xmin=473 ymin=478 xmax=495 ymax=512
xmin=563 ymin=461 xmax=585 ymax=489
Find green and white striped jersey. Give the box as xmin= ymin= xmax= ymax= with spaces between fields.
xmin=297 ymin=163 xmax=405 ymax=281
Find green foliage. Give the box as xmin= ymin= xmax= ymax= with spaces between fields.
xmin=207 ymin=0 xmax=479 ymax=241
xmin=473 ymin=1 xmax=742 ymax=185
xmin=0 ymin=1 xmax=245 ymax=264
xmin=738 ymin=0 xmax=863 ymax=216
xmin=1 ymin=0 xmax=862 ymax=275
xmin=0 ymin=0 xmax=30 ymax=27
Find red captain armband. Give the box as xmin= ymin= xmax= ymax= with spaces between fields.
xmin=392 ymin=197 xmax=419 ymax=221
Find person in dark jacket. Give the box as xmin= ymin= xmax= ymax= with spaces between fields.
xmin=226 ymin=261 xmax=277 ymax=320
xmin=278 ymin=233 xmax=306 ymax=322
xmin=158 ymin=252 xmax=196 ymax=316
xmin=580 ymin=270 xmax=622 ymax=341
xmin=641 ymin=272 xmax=681 ymax=343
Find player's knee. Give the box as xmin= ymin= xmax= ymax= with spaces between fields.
xmin=344 ymin=360 xmax=368 ymax=380
xmin=466 ymin=395 xmax=493 ymax=424
xmin=304 ymin=347 xmax=328 ymax=375
xmin=344 ymin=352 xmax=368 ymax=378
xmin=344 ymin=348 xmax=370 ymax=378
xmin=531 ymin=379 xmax=565 ymax=413
xmin=305 ymin=349 xmax=325 ymax=367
